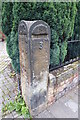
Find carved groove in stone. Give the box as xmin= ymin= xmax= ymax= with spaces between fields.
xmin=32 ymin=25 xmax=48 ymax=35
xmin=18 ymin=22 xmax=27 ymax=35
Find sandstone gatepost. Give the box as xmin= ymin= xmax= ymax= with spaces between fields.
xmin=18 ymin=20 xmax=79 ymax=117
xmin=18 ymin=20 xmax=50 ymax=116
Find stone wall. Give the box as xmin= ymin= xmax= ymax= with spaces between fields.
xmin=48 ymin=60 xmax=80 ymax=106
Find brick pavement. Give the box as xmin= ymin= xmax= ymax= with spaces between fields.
xmin=0 ymin=41 xmax=11 ymax=72
xmin=0 ymin=42 xmax=20 ymax=119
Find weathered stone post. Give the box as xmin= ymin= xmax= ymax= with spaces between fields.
xmin=18 ymin=20 xmax=50 ymax=116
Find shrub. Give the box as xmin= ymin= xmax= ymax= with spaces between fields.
xmin=2 ymin=2 xmax=13 ymax=36
xmin=2 ymin=2 xmax=77 ymax=73
xmin=72 ymin=2 xmax=80 ymax=40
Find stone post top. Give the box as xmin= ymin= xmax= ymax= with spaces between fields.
xmin=18 ymin=20 xmax=50 ymax=36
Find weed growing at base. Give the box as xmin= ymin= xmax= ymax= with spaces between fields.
xmin=2 ymin=93 xmax=32 ymax=119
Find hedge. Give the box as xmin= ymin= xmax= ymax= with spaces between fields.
xmin=2 ymin=2 xmax=77 ymax=73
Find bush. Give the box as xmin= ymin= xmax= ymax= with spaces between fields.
xmin=2 ymin=2 xmax=77 ymax=73
xmin=2 ymin=2 xmax=13 ymax=36
xmin=72 ymin=2 xmax=80 ymax=40
xmin=6 ymin=31 xmax=20 ymax=73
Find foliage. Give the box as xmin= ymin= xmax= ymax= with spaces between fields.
xmin=60 ymin=41 xmax=67 ymax=63
xmin=67 ymin=2 xmax=80 ymax=60
xmin=2 ymin=2 xmax=77 ymax=72
xmin=9 ymin=71 xmax=16 ymax=78
xmin=72 ymin=2 xmax=80 ymax=40
xmin=0 ymin=1 xmax=2 ymax=30
xmin=67 ymin=41 xmax=80 ymax=60
xmin=6 ymin=31 xmax=20 ymax=73
xmin=50 ymin=45 xmax=60 ymax=65
xmin=2 ymin=94 xmax=31 ymax=119
xmin=2 ymin=2 xmax=13 ymax=36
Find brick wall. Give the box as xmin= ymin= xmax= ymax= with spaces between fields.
xmin=47 ymin=60 xmax=80 ymax=106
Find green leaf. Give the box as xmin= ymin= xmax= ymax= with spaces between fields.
xmin=16 ymin=110 xmax=22 ymax=115
xmin=24 ymin=114 xmax=30 ymax=118
xmin=1 ymin=93 xmax=31 ymax=118
xmin=2 ymin=104 xmax=8 ymax=113
xmin=21 ymin=106 xmax=30 ymax=118
xmin=21 ymin=106 xmax=27 ymax=115
xmin=30 ymin=115 xmax=32 ymax=120
xmin=19 ymin=100 xmax=25 ymax=106
xmin=15 ymin=102 xmax=22 ymax=112
xmin=8 ymin=104 xmax=15 ymax=112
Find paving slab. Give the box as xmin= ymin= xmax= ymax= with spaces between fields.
xmin=12 ymin=111 xmax=19 ymax=118
xmin=65 ymin=99 xmax=78 ymax=113
xmin=47 ymin=100 xmax=78 ymax=118
xmin=36 ymin=109 xmax=55 ymax=118
xmin=4 ymin=113 xmax=13 ymax=118
xmin=59 ymin=90 xmax=78 ymax=104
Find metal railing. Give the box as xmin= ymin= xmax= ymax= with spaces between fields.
xmin=49 ymin=40 xmax=80 ymax=72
